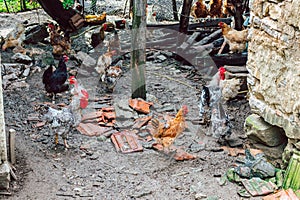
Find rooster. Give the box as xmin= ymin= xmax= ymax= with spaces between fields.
xmin=218 ymin=22 xmax=248 ymax=53
xmin=209 ymin=0 xmax=223 ymax=18
xmin=95 ymin=50 xmax=117 ymax=82
xmin=37 ymin=77 xmax=89 ymax=149
xmin=42 ymin=55 xmax=69 ymax=103
xmin=191 ymin=0 xmax=208 ymax=19
xmin=2 ymin=23 xmax=25 ymax=51
xmin=151 ymin=105 xmax=188 ymax=152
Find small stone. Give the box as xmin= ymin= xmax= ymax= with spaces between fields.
xmin=156 ymin=55 xmax=167 ymax=62
xmin=11 ymin=53 xmax=32 ymax=64
xmin=195 ymin=193 xmax=207 ymax=200
xmin=22 ymin=67 xmax=30 ymax=77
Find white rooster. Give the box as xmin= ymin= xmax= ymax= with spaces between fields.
xmin=37 ymin=76 xmax=89 ymax=148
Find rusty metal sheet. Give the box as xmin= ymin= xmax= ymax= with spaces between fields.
xmin=111 ymin=131 xmax=143 ymax=153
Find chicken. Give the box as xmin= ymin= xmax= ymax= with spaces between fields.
xmin=37 ymin=78 xmax=89 ymax=149
xmin=90 ymin=23 xmax=110 ymax=48
xmin=105 ymin=60 xmax=123 ymax=91
xmin=218 ymin=22 xmax=248 ymax=53
xmin=95 ymin=50 xmax=117 ymax=82
xmin=151 ymin=105 xmax=188 ymax=151
xmin=42 ymin=55 xmax=69 ymax=103
xmin=209 ymin=0 xmax=223 ymax=18
xmin=68 ymin=76 xmax=89 ymax=110
xmin=198 ymin=67 xmax=233 ymax=142
xmin=48 ymin=23 xmax=71 ymax=55
xmin=199 ymin=67 xmax=225 ymax=124
xmin=191 ymin=0 xmax=208 ymax=19
xmin=2 ymin=23 xmax=25 ymax=51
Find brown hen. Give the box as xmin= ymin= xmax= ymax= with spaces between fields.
xmin=151 ymin=105 xmax=188 ymax=151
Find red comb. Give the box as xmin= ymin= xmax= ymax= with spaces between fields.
xmin=219 ymin=67 xmax=226 ymax=80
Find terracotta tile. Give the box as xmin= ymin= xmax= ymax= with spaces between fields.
xmin=129 ymin=98 xmax=153 ymax=114
xmin=77 ymin=123 xmax=113 ymax=137
xmin=132 ymin=116 xmax=152 ymax=129
xmin=263 ymin=189 xmax=299 ymax=200
xmin=111 ymin=130 xmax=143 ymax=153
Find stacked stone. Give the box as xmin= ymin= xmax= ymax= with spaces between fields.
xmin=246 ymin=0 xmax=300 ymax=165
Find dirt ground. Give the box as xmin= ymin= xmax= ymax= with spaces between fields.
xmin=0 ymin=8 xmax=260 ymax=200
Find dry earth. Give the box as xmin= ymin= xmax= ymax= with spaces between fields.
xmin=0 ymin=6 xmax=260 ymax=200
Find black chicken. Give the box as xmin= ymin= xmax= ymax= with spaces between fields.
xmin=42 ymin=55 xmax=69 ymax=103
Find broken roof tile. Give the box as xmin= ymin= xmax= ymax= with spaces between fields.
xmin=129 ymin=98 xmax=153 ymax=114
xmin=111 ymin=130 xmax=143 ymax=153
xmin=77 ymin=123 xmax=113 ymax=137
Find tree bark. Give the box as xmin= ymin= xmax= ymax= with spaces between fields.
xmin=233 ymin=0 xmax=244 ymax=30
xmin=131 ymin=0 xmax=147 ymax=100
xmin=172 ymin=0 xmax=179 ymax=21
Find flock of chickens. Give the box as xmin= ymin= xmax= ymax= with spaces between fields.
xmin=0 ymin=0 xmax=250 ymax=152
xmin=190 ymin=0 xmax=234 ymax=19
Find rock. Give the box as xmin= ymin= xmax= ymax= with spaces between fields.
xmin=0 ymin=162 xmax=10 ymax=190
xmin=7 ymin=81 xmax=30 ymax=90
xmin=75 ymin=51 xmax=96 ymax=68
xmin=156 ymin=55 xmax=167 ymax=62
xmin=190 ymin=143 xmax=206 ymax=153
xmin=22 ymin=67 xmax=30 ymax=77
xmin=195 ymin=192 xmax=207 ymax=200
xmin=245 ymin=114 xmax=287 ymax=147
xmin=24 ymin=24 xmax=49 ymax=44
xmin=11 ymin=53 xmax=32 ymax=64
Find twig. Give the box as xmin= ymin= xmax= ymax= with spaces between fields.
xmin=148 ymin=71 xmax=198 ymax=90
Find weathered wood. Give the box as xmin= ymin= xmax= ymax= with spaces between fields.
xmin=172 ymin=0 xmax=179 ymax=21
xmin=131 ymin=0 xmax=147 ymax=100
xmin=179 ymin=0 xmax=192 ymax=34
xmin=9 ymin=129 xmax=16 ymax=165
xmin=194 ymin=29 xmax=222 ymax=46
xmin=224 ymin=65 xmax=248 ymax=73
xmin=0 ymin=56 xmax=8 ymax=163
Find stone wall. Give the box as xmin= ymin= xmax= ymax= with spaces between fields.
xmin=246 ymin=0 xmax=300 ymax=164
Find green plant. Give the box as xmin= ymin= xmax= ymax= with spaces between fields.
xmin=62 ymin=0 xmax=74 ymax=9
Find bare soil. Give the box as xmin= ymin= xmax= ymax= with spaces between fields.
xmin=0 ymin=9 xmax=259 ymax=200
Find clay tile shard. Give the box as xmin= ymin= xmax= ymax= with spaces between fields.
xmin=173 ymin=149 xmax=196 ymax=161
xmin=263 ymin=189 xmax=299 ymax=200
xmin=132 ymin=116 xmax=152 ymax=129
xmin=102 ymin=112 xmax=116 ymax=120
xmin=111 ymin=131 xmax=143 ymax=153
xmin=81 ymin=111 xmax=103 ymax=121
xmin=77 ymin=123 xmax=113 ymax=137
xmin=33 ymin=121 xmax=46 ymax=128
xmin=129 ymin=98 xmax=153 ymax=114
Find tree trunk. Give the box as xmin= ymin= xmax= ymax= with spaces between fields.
xmin=131 ymin=0 xmax=147 ymax=100
xmin=3 ymin=0 xmax=10 ymax=13
xmin=233 ymin=0 xmax=244 ymax=30
xmin=179 ymin=0 xmax=192 ymax=34
xmin=172 ymin=0 xmax=179 ymax=21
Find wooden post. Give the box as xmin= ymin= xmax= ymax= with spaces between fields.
xmin=0 ymin=55 xmax=8 ymax=164
xmin=131 ymin=0 xmax=146 ymax=100
xmin=9 ymin=129 xmax=16 ymax=165
xmin=179 ymin=0 xmax=192 ymax=34
xmin=172 ymin=0 xmax=179 ymax=21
